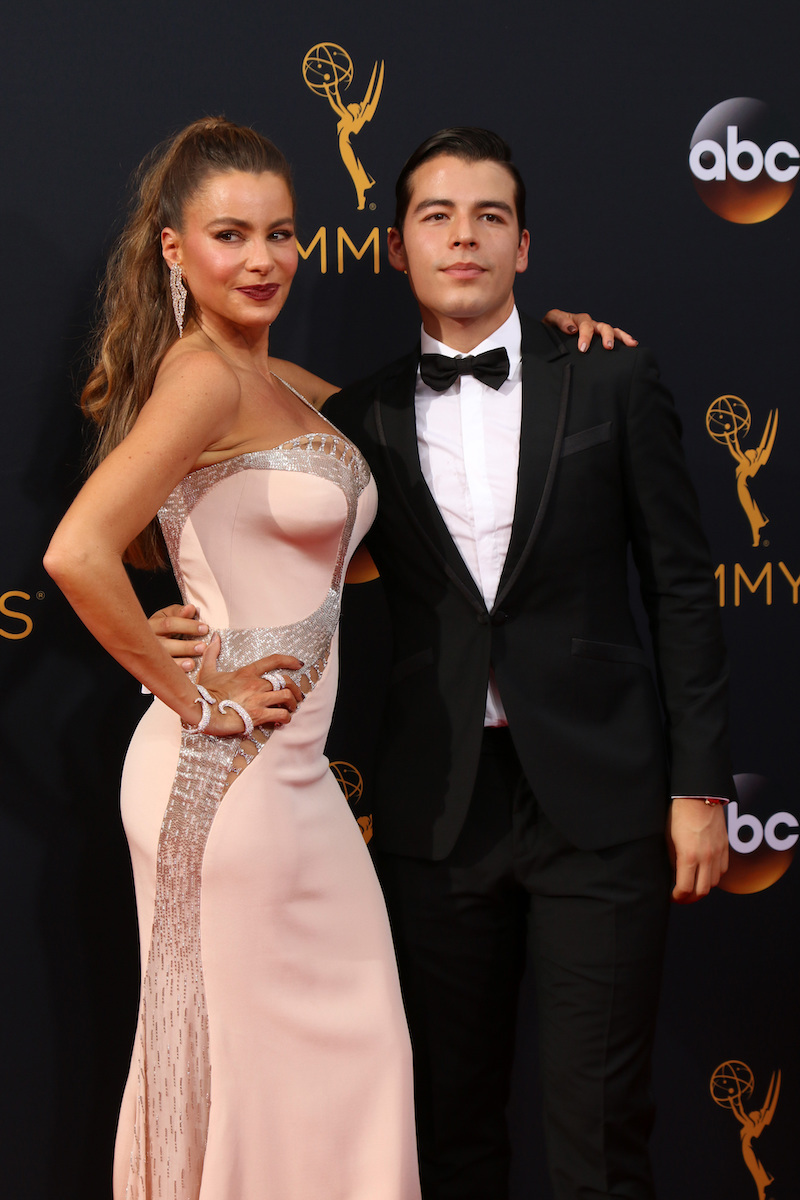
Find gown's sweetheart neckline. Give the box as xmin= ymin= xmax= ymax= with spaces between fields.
xmin=186 ymin=430 xmax=366 ymax=480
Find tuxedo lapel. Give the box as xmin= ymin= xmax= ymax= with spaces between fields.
xmin=373 ymin=352 xmax=485 ymax=610
xmin=495 ymin=317 xmax=570 ymax=608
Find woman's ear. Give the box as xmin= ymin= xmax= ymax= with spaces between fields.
xmin=161 ymin=227 xmax=181 ymax=266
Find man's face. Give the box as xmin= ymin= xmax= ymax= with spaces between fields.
xmin=388 ymin=154 xmax=529 ymax=350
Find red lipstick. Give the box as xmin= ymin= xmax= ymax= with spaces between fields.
xmin=237 ymin=284 xmax=279 ymax=300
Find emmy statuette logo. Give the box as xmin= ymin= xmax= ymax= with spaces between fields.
xmin=710 ymin=1060 xmax=781 ymax=1200
xmin=330 ymin=760 xmax=372 ymax=843
xmin=303 ymin=43 xmax=384 ymax=211
xmin=706 ymin=396 xmax=778 ymax=548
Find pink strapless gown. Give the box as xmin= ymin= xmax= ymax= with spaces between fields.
xmin=113 ymin=432 xmax=420 ymax=1200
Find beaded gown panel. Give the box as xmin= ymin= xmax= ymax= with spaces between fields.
xmin=113 ymin=431 xmax=420 ymax=1200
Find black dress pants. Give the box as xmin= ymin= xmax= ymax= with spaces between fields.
xmin=373 ymin=728 xmax=671 ymax=1200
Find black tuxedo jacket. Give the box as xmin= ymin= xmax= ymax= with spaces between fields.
xmin=324 ymin=313 xmax=733 ymax=859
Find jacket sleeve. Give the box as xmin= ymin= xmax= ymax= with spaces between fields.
xmin=622 ymin=347 xmax=733 ymax=799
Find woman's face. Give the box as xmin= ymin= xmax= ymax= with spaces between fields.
xmin=162 ymin=169 xmax=298 ymax=335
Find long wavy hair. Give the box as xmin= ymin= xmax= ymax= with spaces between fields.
xmin=81 ymin=116 xmax=296 ymax=569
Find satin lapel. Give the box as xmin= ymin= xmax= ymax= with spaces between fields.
xmin=495 ymin=318 xmax=570 ymax=608
xmin=373 ymin=353 xmax=485 ymax=610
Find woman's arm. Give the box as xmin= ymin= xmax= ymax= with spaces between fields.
xmin=44 ymin=351 xmax=301 ymax=733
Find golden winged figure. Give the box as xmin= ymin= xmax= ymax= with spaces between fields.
xmin=730 ymin=1069 xmax=781 ymax=1200
xmin=304 ymin=44 xmax=384 ymax=210
xmin=706 ymin=397 xmax=779 ymax=547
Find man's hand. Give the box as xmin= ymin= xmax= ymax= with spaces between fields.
xmin=666 ymin=798 xmax=729 ymax=903
xmin=543 ymin=309 xmax=639 ymax=353
xmin=149 ymin=603 xmax=208 ymax=672
xmin=197 ymin=635 xmax=304 ymax=734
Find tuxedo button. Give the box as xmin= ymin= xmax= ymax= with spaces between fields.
xmin=491 ymin=610 xmax=509 ymax=626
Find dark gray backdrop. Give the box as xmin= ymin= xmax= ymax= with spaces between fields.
xmin=1 ymin=3 xmax=797 ymax=1197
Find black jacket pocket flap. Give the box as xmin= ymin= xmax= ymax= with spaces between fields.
xmin=561 ymin=422 xmax=613 ymax=457
xmin=571 ymin=637 xmax=647 ymax=666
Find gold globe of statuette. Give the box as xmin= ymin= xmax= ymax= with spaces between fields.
xmin=706 ymin=395 xmax=751 ymax=444
xmin=710 ymin=1059 xmax=755 ymax=1109
xmin=329 ymin=760 xmax=364 ymax=807
xmin=302 ymin=43 xmax=354 ymax=96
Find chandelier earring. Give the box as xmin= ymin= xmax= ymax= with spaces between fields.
xmin=169 ymin=261 xmax=188 ymax=337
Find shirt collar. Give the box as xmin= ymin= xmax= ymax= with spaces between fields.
xmin=420 ymin=307 xmax=522 ymax=362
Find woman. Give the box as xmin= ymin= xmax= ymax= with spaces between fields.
xmin=45 ymin=117 xmax=420 ymax=1200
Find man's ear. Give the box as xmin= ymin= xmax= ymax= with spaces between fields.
xmin=161 ymin=227 xmax=181 ymax=267
xmin=516 ymin=228 xmax=530 ymax=275
xmin=387 ymin=227 xmax=408 ymax=274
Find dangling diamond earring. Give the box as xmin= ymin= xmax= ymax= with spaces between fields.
xmin=169 ymin=261 xmax=187 ymax=337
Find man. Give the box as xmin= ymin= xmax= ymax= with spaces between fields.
xmin=321 ymin=129 xmax=732 ymax=1200
xmin=156 ymin=129 xmax=731 ymax=1199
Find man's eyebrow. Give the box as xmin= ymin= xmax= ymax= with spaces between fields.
xmin=411 ymin=198 xmax=514 ymax=215
xmin=412 ymin=198 xmax=455 ymax=214
xmin=475 ymin=199 xmax=514 ymax=215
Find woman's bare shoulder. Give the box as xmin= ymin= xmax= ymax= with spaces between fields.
xmin=150 ymin=343 xmax=241 ymax=415
xmin=271 ymin=357 xmax=340 ymax=412
xmin=138 ymin=346 xmax=244 ymax=456
xmin=156 ymin=341 xmax=239 ymax=391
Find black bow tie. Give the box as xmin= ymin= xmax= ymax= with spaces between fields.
xmin=419 ymin=347 xmax=510 ymax=392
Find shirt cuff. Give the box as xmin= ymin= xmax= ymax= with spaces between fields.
xmin=671 ymin=795 xmax=730 ymax=806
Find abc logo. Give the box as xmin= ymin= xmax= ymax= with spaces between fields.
xmin=689 ymin=97 xmax=798 ymax=223
xmin=720 ymin=774 xmax=798 ymax=894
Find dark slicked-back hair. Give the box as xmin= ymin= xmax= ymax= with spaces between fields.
xmin=393 ymin=127 xmax=527 ymax=237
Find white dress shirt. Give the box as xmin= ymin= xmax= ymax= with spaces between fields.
xmin=415 ymin=309 xmax=522 ymax=726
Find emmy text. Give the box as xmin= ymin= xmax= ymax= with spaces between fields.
xmin=0 ymin=590 xmax=34 ymax=639
xmin=296 ymin=228 xmax=387 ymax=274
xmin=715 ymin=562 xmax=800 ymax=606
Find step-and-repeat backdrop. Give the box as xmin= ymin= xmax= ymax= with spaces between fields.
xmin=2 ymin=3 xmax=797 ymax=1196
